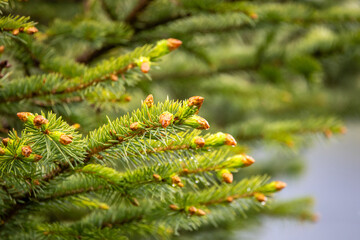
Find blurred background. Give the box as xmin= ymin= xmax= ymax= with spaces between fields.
xmin=1 ymin=0 xmax=360 ymax=238
xmin=245 ymin=122 xmax=360 ymax=240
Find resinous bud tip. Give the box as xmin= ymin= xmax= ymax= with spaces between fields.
xmin=167 ymin=38 xmax=182 ymax=51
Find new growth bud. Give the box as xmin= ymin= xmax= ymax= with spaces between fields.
xmin=0 ymin=147 xmax=4 ymax=155
xmin=153 ymin=174 xmax=161 ymax=181
xmin=167 ymin=38 xmax=182 ymax=51
xmin=110 ymin=74 xmax=118 ymax=81
xmin=135 ymin=57 xmax=151 ymax=73
xmin=196 ymin=209 xmax=206 ymax=216
xmin=188 ymin=206 xmax=197 ymax=215
xmin=21 ymin=146 xmax=32 ymax=157
xmin=169 ymin=204 xmax=179 ymax=211
xmin=26 ymin=27 xmax=38 ymax=34
xmin=226 ymin=196 xmax=234 ymax=203
xmin=171 ymin=175 xmax=181 ymax=184
xmin=250 ymin=13 xmax=258 ymax=20
xmin=340 ymin=126 xmax=347 ymax=134
xmin=159 ymin=112 xmax=173 ymax=128
xmin=33 ymin=154 xmax=43 ymax=162
xmin=130 ymin=122 xmax=140 ymax=131
xmin=130 ymin=197 xmax=140 ymax=207
xmin=220 ymin=169 xmax=233 ymax=184
xmin=33 ymin=115 xmax=49 ymax=127
xmin=188 ymin=96 xmax=204 ymax=109
xmin=171 ymin=175 xmax=184 ymax=187
xmin=17 ymin=112 xmax=34 ymax=123
xmin=12 ymin=29 xmax=19 ymax=36
xmin=225 ymin=133 xmax=237 ymax=146
xmin=192 ymin=137 xmax=205 ymax=148
xmin=50 ymin=131 xmax=73 ymax=145
xmin=141 ymin=62 xmax=150 ymax=73
xmin=72 ymin=123 xmax=81 ymax=129
xmin=254 ymin=193 xmax=267 ymax=203
xmin=60 ymin=135 xmax=73 ymax=145
xmin=144 ymin=94 xmax=154 ymax=108
xmin=2 ymin=138 xmax=10 ymax=146
xmin=183 ymin=116 xmax=210 ymax=130
xmin=262 ymin=181 xmax=287 ymax=193
xmin=274 ymin=181 xmax=287 ymax=191
xmin=226 ymin=154 xmax=255 ymax=168
xmin=203 ymin=132 xmax=237 ymax=147
xmin=222 ymin=172 xmax=233 ymax=184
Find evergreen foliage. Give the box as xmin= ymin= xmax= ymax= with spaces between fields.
xmin=0 ymin=0 xmax=357 ymax=239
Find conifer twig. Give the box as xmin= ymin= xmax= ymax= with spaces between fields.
xmin=125 ymin=0 xmax=154 ymax=25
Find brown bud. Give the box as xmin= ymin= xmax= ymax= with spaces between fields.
xmin=182 ymin=168 xmax=190 ymax=174
xmin=2 ymin=138 xmax=9 ymax=146
xmin=340 ymin=126 xmax=347 ymax=134
xmin=130 ymin=122 xmax=140 ymax=131
xmin=242 ymin=155 xmax=255 ymax=167
xmin=12 ymin=29 xmax=19 ymax=36
xmin=225 ymin=134 xmax=237 ymax=146
xmin=72 ymin=123 xmax=81 ymax=129
xmin=274 ymin=181 xmax=287 ymax=190
xmin=196 ymin=118 xmax=210 ymax=130
xmin=178 ymin=182 xmax=184 ymax=188
xmin=124 ymin=96 xmax=131 ymax=102
xmin=33 ymin=179 xmax=40 ymax=185
xmin=324 ymin=129 xmax=332 ymax=138
xmin=188 ymin=206 xmax=197 ymax=215
xmin=159 ymin=112 xmax=173 ymax=128
xmin=250 ymin=13 xmax=258 ymax=20
xmin=0 ymin=45 xmax=4 ymax=53
xmin=169 ymin=204 xmax=179 ymax=211
xmin=311 ymin=213 xmax=320 ymax=222
xmin=26 ymin=27 xmax=38 ymax=34
xmin=110 ymin=74 xmax=118 ymax=81
xmin=33 ymin=115 xmax=48 ymax=127
xmin=222 ymin=172 xmax=233 ymax=184
xmin=17 ymin=112 xmax=33 ymax=122
xmin=144 ymin=94 xmax=154 ymax=108
xmin=0 ymin=147 xmax=4 ymax=155
xmin=188 ymin=96 xmax=204 ymax=110
xmin=130 ymin=197 xmax=140 ymax=207
xmin=194 ymin=137 xmax=205 ymax=148
xmin=60 ymin=135 xmax=73 ymax=145
xmin=171 ymin=175 xmax=181 ymax=184
xmin=167 ymin=38 xmax=182 ymax=51
xmin=226 ymin=196 xmax=234 ymax=203
xmin=19 ymin=27 xmax=24 ymax=32
xmin=254 ymin=193 xmax=267 ymax=203
xmin=141 ymin=62 xmax=150 ymax=73
xmin=153 ymin=174 xmax=161 ymax=181
xmin=21 ymin=146 xmax=32 ymax=157
xmin=196 ymin=209 xmax=206 ymax=216
xmin=34 ymin=154 xmax=43 ymax=162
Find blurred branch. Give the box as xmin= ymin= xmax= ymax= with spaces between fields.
xmin=125 ymin=0 xmax=154 ymax=25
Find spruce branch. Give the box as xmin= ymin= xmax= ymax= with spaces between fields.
xmin=0 ymin=15 xmax=37 ymax=35
xmin=125 ymin=0 xmax=155 ymax=25
xmin=0 ymin=38 xmax=182 ymax=104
